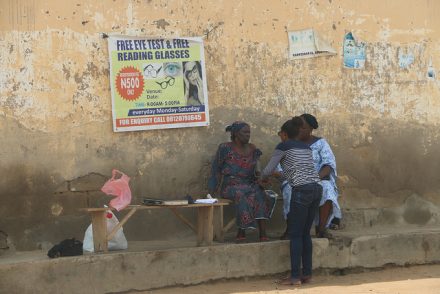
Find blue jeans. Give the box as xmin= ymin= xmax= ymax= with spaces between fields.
xmin=287 ymin=183 xmax=322 ymax=280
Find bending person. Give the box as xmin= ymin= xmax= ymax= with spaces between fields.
xmin=260 ymin=117 xmax=322 ymax=286
xmin=300 ymin=113 xmax=342 ymax=238
xmin=208 ymin=121 xmax=276 ymax=243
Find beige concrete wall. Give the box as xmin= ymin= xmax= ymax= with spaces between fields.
xmin=2 ymin=0 xmax=440 ymax=250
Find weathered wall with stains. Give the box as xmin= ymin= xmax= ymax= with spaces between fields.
xmin=1 ymin=0 xmax=440 ymax=250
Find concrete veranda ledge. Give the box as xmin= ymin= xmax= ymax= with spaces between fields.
xmin=1 ymin=225 xmax=440 ymax=293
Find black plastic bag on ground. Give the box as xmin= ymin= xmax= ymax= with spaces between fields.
xmin=47 ymin=238 xmax=83 ymax=258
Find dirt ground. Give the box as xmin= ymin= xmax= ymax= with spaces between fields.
xmin=144 ymin=264 xmax=440 ymax=294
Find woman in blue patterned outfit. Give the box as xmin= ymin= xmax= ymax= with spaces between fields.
xmin=300 ymin=114 xmax=341 ymax=237
xmin=208 ymin=121 xmax=276 ymax=242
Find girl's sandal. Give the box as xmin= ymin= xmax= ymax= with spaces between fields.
xmin=301 ymin=275 xmax=312 ymax=284
xmin=277 ymin=277 xmax=302 ymax=286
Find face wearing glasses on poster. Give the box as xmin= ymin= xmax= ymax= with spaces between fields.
xmin=143 ymin=64 xmax=162 ymax=78
xmin=156 ymin=76 xmax=175 ymax=89
xmin=185 ymin=64 xmax=199 ymax=80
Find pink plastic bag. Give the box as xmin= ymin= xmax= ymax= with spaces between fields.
xmin=101 ymin=169 xmax=132 ymax=211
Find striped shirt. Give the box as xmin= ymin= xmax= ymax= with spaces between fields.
xmin=262 ymin=140 xmax=320 ymax=187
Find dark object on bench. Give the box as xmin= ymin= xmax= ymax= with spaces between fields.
xmin=142 ymin=198 xmax=164 ymax=205
xmin=47 ymin=238 xmax=83 ymax=258
xmin=186 ymin=195 xmax=195 ymax=204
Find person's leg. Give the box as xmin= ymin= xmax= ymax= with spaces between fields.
xmin=233 ymin=188 xmax=256 ymax=238
xmin=287 ymin=192 xmax=308 ymax=281
xmin=301 ymin=186 xmax=322 ymax=279
xmin=257 ymin=219 xmax=268 ymax=240
xmin=317 ymin=200 xmax=333 ymax=236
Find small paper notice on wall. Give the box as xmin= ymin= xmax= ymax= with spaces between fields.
xmin=398 ymin=50 xmax=414 ymax=69
xmin=343 ymin=32 xmax=366 ymax=69
xmin=288 ymin=29 xmax=336 ymax=60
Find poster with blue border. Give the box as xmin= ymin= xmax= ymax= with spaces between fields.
xmin=108 ymin=35 xmax=209 ymax=132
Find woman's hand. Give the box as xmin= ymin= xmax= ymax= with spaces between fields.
xmin=257 ymin=178 xmax=270 ymax=188
xmin=319 ymin=165 xmax=331 ymax=180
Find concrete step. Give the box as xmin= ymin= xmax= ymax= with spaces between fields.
xmin=0 ymin=225 xmax=439 ymax=294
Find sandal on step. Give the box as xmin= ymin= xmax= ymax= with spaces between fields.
xmin=277 ymin=277 xmax=302 ymax=286
xmin=301 ymin=275 xmax=312 ymax=284
xmin=235 ymin=237 xmax=246 ymax=244
xmin=260 ymin=236 xmax=270 ymax=242
xmin=329 ymin=223 xmax=345 ymax=230
xmin=317 ymin=229 xmax=333 ymax=239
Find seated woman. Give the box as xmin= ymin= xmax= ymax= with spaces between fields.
xmin=300 ymin=114 xmax=342 ymax=237
xmin=208 ymin=121 xmax=276 ymax=243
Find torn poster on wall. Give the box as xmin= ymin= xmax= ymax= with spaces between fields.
xmin=288 ymin=29 xmax=336 ymax=60
xmin=427 ymin=58 xmax=436 ymax=80
xmin=343 ymin=32 xmax=366 ymax=69
xmin=107 ymin=35 xmax=209 ymax=132
xmin=398 ymin=50 xmax=414 ymax=69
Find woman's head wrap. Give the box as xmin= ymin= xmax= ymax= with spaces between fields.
xmin=225 ymin=121 xmax=249 ymax=133
xmin=225 ymin=121 xmax=249 ymax=141
xmin=300 ymin=113 xmax=319 ymax=129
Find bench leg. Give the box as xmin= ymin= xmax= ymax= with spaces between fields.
xmin=91 ymin=211 xmax=108 ymax=252
xmin=223 ymin=217 xmax=236 ymax=234
xmin=213 ymin=206 xmax=224 ymax=242
xmin=197 ymin=206 xmax=213 ymax=246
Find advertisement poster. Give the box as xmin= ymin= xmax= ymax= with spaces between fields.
xmin=108 ymin=35 xmax=209 ymax=132
xmin=288 ymin=29 xmax=336 ymax=60
xmin=343 ymin=32 xmax=366 ymax=69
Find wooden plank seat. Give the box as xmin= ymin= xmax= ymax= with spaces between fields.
xmin=81 ymin=199 xmax=233 ymax=252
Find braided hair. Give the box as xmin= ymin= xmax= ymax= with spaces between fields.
xmin=300 ymin=113 xmax=318 ymax=129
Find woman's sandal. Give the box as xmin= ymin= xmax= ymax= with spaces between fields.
xmin=235 ymin=237 xmax=246 ymax=244
xmin=259 ymin=236 xmax=270 ymax=242
xmin=329 ymin=223 xmax=345 ymax=230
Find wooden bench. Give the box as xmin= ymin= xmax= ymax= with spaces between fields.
xmin=81 ymin=199 xmax=233 ymax=252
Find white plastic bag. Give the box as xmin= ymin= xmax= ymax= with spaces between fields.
xmin=83 ymin=209 xmax=128 ymax=252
